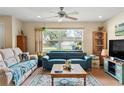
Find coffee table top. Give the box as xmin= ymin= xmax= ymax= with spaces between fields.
xmin=50 ymin=64 xmax=87 ymax=75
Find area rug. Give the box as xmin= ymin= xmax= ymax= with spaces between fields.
xmin=28 ymin=73 xmax=102 ymax=86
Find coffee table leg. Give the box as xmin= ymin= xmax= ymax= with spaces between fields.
xmin=51 ymin=77 xmax=54 ymax=86
xmin=84 ymin=77 xmax=86 ymax=86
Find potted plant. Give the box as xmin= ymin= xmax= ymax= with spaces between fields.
xmin=37 ymin=52 xmax=43 ymax=59
xmin=63 ymin=60 xmax=72 ymax=71
xmin=37 ymin=52 xmax=43 ymax=67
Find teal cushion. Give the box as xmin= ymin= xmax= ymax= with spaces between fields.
xmin=66 ymin=52 xmax=84 ymax=59
xmin=69 ymin=59 xmax=85 ymax=62
xmin=49 ymin=59 xmax=66 ymax=63
xmin=47 ymin=52 xmax=67 ymax=59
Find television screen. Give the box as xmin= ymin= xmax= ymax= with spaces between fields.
xmin=109 ymin=39 xmax=124 ymax=60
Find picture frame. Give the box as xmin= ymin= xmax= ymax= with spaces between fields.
xmin=115 ymin=23 xmax=124 ymax=36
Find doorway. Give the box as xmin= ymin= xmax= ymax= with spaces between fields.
xmin=0 ymin=23 xmax=5 ymax=49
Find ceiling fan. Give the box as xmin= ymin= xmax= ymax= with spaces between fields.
xmin=43 ymin=7 xmax=78 ymax=22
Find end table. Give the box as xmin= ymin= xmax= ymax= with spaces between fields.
xmin=38 ymin=57 xmax=42 ymax=67
xmin=92 ymin=56 xmax=100 ymax=68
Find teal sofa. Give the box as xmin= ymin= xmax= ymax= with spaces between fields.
xmin=42 ymin=51 xmax=92 ymax=70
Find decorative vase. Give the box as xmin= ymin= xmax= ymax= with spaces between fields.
xmin=63 ymin=60 xmax=72 ymax=71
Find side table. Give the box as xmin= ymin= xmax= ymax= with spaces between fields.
xmin=91 ymin=56 xmax=100 ymax=68
xmin=38 ymin=57 xmax=42 ymax=67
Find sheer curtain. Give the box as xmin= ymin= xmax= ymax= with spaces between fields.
xmin=35 ymin=28 xmax=42 ymax=53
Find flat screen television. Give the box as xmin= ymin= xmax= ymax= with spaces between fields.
xmin=109 ymin=39 xmax=124 ymax=60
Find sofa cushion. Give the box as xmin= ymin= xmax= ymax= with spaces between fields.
xmin=10 ymin=60 xmax=37 ymax=85
xmin=0 ymin=49 xmax=18 ymax=67
xmin=12 ymin=48 xmax=23 ymax=56
xmin=66 ymin=52 xmax=84 ymax=59
xmin=47 ymin=52 xmax=67 ymax=59
xmin=10 ymin=66 xmax=25 ymax=85
xmin=49 ymin=59 xmax=66 ymax=63
xmin=0 ymin=48 xmax=15 ymax=59
xmin=12 ymin=48 xmax=23 ymax=62
xmin=4 ymin=58 xmax=18 ymax=67
xmin=0 ymin=54 xmax=6 ymax=68
xmin=69 ymin=58 xmax=85 ymax=62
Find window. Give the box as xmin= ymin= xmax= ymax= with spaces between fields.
xmin=43 ymin=29 xmax=83 ymax=52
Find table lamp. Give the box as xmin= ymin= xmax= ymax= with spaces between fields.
xmin=101 ymin=49 xmax=108 ymax=57
xmin=100 ymin=49 xmax=108 ymax=66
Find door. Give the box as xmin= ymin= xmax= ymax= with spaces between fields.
xmin=0 ymin=23 xmax=5 ymax=49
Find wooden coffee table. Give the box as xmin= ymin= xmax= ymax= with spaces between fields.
xmin=50 ymin=64 xmax=87 ymax=86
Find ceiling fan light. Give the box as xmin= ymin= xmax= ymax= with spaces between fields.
xmin=37 ymin=16 xmax=41 ymax=18
xmin=58 ymin=17 xmax=63 ymax=22
xmin=98 ymin=16 xmax=102 ymax=19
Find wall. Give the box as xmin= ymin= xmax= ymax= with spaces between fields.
xmin=104 ymin=12 xmax=124 ymax=49
xmin=23 ymin=22 xmax=103 ymax=54
xmin=0 ymin=16 xmax=12 ymax=48
xmin=0 ymin=16 xmax=23 ymax=48
xmin=12 ymin=17 xmax=23 ymax=48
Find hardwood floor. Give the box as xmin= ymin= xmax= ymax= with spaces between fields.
xmin=90 ymin=68 xmax=122 ymax=86
xmin=22 ymin=67 xmax=123 ymax=86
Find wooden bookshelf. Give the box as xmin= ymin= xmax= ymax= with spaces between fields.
xmin=17 ymin=35 xmax=27 ymax=52
xmin=93 ymin=31 xmax=107 ymax=56
xmin=93 ymin=31 xmax=107 ymax=66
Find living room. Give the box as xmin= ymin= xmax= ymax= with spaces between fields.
xmin=1 ymin=6 xmax=124 ymax=88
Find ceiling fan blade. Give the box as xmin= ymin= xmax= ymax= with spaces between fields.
xmin=65 ymin=15 xmax=78 ymax=20
xmin=42 ymin=15 xmax=58 ymax=20
xmin=67 ymin=11 xmax=78 ymax=15
xmin=49 ymin=10 xmax=57 ymax=14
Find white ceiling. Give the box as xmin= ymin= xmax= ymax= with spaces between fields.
xmin=0 ymin=7 xmax=124 ymax=22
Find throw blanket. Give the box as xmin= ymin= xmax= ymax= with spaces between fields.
xmin=10 ymin=60 xmax=37 ymax=85
xmin=10 ymin=67 xmax=24 ymax=86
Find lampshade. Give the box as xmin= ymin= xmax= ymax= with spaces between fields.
xmin=101 ymin=49 xmax=108 ymax=57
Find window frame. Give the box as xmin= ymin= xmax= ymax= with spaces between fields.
xmin=42 ymin=28 xmax=83 ymax=52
